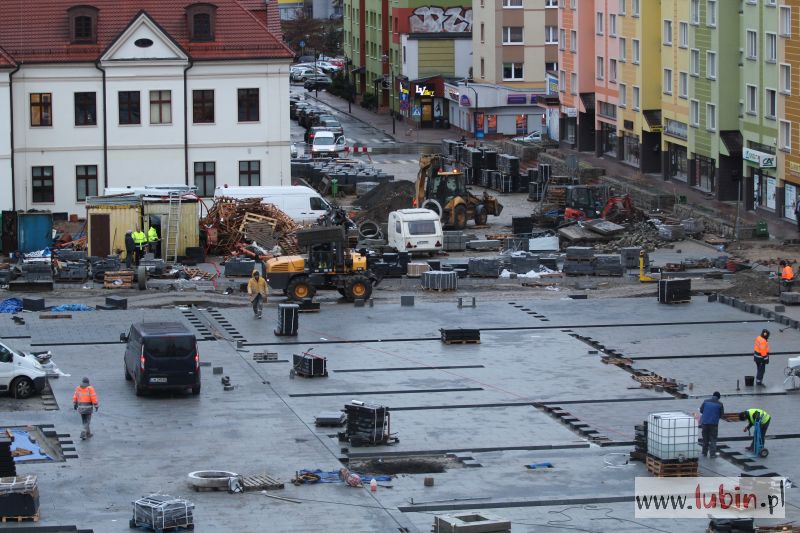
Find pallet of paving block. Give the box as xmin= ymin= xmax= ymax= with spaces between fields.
xmin=441 ymin=338 xmax=481 ymax=345
xmin=755 ymin=525 xmax=800 ymax=533
xmin=103 ymin=271 xmax=133 ymax=288
xmin=241 ymin=473 xmax=285 ymax=491
xmin=0 ymin=513 xmax=40 ymax=523
xmin=646 ymin=455 xmax=698 ymax=477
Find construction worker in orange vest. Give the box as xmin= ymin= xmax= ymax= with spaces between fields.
xmin=780 ymin=261 xmax=794 ymax=293
xmin=753 ymin=329 xmax=770 ymax=387
xmin=72 ymin=376 xmax=99 ymax=440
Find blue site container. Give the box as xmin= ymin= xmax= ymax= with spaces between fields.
xmin=17 ymin=212 xmax=53 ymax=253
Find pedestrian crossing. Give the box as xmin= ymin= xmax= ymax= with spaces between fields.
xmin=345 ymin=137 xmax=397 ymax=146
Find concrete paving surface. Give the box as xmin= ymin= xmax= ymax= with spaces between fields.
xmin=2 ymin=295 xmax=800 ymax=532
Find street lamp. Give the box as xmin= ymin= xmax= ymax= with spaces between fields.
xmin=381 ymin=54 xmax=396 ymax=135
xmin=462 ymin=81 xmax=479 ymax=139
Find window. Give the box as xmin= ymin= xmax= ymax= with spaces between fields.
xmin=690 ymin=49 xmax=700 ymax=75
xmin=76 ymin=165 xmax=97 ymax=202
xmin=765 ymin=88 xmax=777 ymax=119
xmin=746 ymin=84 xmax=758 ymax=114
xmin=746 ymin=30 xmax=757 ymax=59
xmin=609 ymin=14 xmax=617 ymax=36
xmin=503 ymin=63 xmax=524 ymax=80
xmin=570 ymin=0 xmax=576 ymax=7
xmin=596 ymin=57 xmax=605 ymax=80
xmin=663 ymin=68 xmax=673 ymax=94
xmin=237 ymin=88 xmax=259 ymax=122
xmin=570 ymin=30 xmax=577 ymax=52
xmin=679 ymin=22 xmax=688 ymax=47
xmin=239 ymin=161 xmax=261 ymax=186
xmin=632 ymin=39 xmax=640 ymax=63
xmin=187 ymin=4 xmax=217 ymax=42
xmin=571 ymin=72 xmax=577 ymax=94
xmin=780 ymin=6 xmax=792 ymax=37
xmin=503 ymin=0 xmax=523 ymax=7
xmin=663 ymin=20 xmax=673 ymax=45
xmin=74 ymin=92 xmax=96 ymax=126
xmin=619 ymin=37 xmax=626 ymax=61
xmin=766 ymin=33 xmax=777 ymax=62
xmin=482 ymin=24 xmax=487 ymax=43
xmin=619 ymin=0 xmax=626 ymax=15
xmin=30 ymin=93 xmax=52 ymax=127
xmin=545 ymin=26 xmax=558 ymax=44
xmin=706 ymin=103 xmax=716 ymax=131
xmin=149 ymin=90 xmax=172 ymax=124
xmin=619 ymin=83 xmax=627 ymax=107
xmin=68 ymin=5 xmax=98 ymax=44
xmin=780 ymin=120 xmax=792 ymax=151
xmin=559 ymin=70 xmax=566 ymax=92
xmin=193 ymin=90 xmax=214 ymax=123
xmin=691 ymin=0 xmax=699 ymax=24
xmin=480 ymin=58 xmax=485 ymax=78
xmin=194 ymin=162 xmax=215 ymax=197
xmin=632 ymin=0 xmax=639 ymax=16
xmin=707 ymin=0 xmax=717 ymax=26
xmin=679 ymin=72 xmax=688 ymax=98
xmin=690 ymin=100 xmax=699 ymax=126
xmin=781 ymin=64 xmax=792 ymax=94
xmin=32 ymin=166 xmax=54 ymax=203
xmin=502 ymin=27 xmax=523 ymax=44
xmin=633 ymin=86 xmax=640 ymax=110
xmin=118 ymin=91 xmax=140 ymax=125
xmin=609 ymin=59 xmax=617 ymax=83
xmin=707 ymin=51 xmax=717 ymax=79
xmin=75 ymin=16 xmax=93 ymax=42
xmin=596 ymin=12 xmax=604 ymax=34
xmin=545 ymin=0 xmax=557 ymax=6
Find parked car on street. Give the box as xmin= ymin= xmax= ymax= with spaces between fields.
xmin=304 ymin=76 xmax=332 ymax=91
xmin=319 ymin=118 xmax=343 ymax=139
xmin=292 ymin=67 xmax=323 ymax=83
xmin=311 ymin=130 xmax=346 ymax=157
xmin=290 ymin=100 xmax=310 ymax=120
xmin=309 ymin=113 xmax=336 ymax=128
xmin=305 ymin=126 xmax=333 ymax=144
xmin=512 ymin=131 xmax=543 ymax=143
xmin=297 ymin=107 xmax=321 ymax=128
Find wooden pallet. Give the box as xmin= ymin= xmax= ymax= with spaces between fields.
xmin=182 ymin=267 xmax=216 ymax=281
xmin=253 ymin=352 xmax=278 ymax=362
xmin=239 ymin=212 xmax=277 ymax=233
xmin=646 ymin=455 xmax=699 ymax=477
xmin=1 ymin=513 xmax=39 ymax=523
xmin=241 ymin=473 xmax=284 ymax=491
xmin=104 ymin=271 xmax=133 ymax=289
xmin=442 ymin=339 xmax=481 ymax=345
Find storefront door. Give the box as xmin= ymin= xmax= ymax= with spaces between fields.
xmin=668 ymin=144 xmax=688 ymax=182
xmin=785 ymin=183 xmax=797 ymax=220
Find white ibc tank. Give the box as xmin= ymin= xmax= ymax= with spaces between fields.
xmin=647 ymin=411 xmax=700 ymax=461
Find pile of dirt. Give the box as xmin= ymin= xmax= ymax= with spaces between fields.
xmin=353 ymin=181 xmax=416 ymax=223
xmin=720 ymin=269 xmax=779 ymax=301
xmin=604 ymin=221 xmax=665 ymax=251
xmin=347 ymin=455 xmax=458 ymax=475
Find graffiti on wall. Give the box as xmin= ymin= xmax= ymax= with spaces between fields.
xmin=409 ymin=6 xmax=472 ymax=33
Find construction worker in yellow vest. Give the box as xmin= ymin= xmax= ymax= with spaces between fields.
xmin=147 ymin=225 xmax=160 ymax=258
xmin=131 ymin=229 xmax=147 ymax=265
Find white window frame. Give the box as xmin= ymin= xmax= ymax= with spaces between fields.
xmin=691 ymin=0 xmax=700 ymax=25
xmin=679 ymin=72 xmax=688 ymax=98
xmin=559 ymin=70 xmax=566 ymax=93
xmin=663 ymin=20 xmax=673 ymax=45
xmin=765 ymin=88 xmax=777 ymax=119
xmin=780 ymin=120 xmax=792 ymax=152
xmin=545 ymin=25 xmax=558 ymax=44
xmin=690 ymin=99 xmax=700 ymax=126
xmin=706 ymin=103 xmax=716 ymax=131
xmin=503 ymin=62 xmax=524 ymax=81
xmin=619 ymin=0 xmax=626 ymax=16
xmin=609 ymin=58 xmax=617 ymax=83
xmin=746 ymin=84 xmax=758 ymax=115
xmin=706 ymin=51 xmax=717 ymax=79
xmin=545 ymin=0 xmax=558 ymax=6
xmin=632 ymin=0 xmax=639 ymax=17
xmin=559 ymin=28 xmax=566 ymax=50
xmin=596 ymin=56 xmax=605 ymax=80
xmin=596 ymin=12 xmax=604 ymax=34
xmin=619 ymin=37 xmax=626 ymax=61
xmin=632 ymin=86 xmax=640 ymax=110
xmin=571 ymin=72 xmax=578 ymax=95
xmin=781 ymin=63 xmax=792 ymax=95
xmin=632 ymin=39 xmax=640 ymax=64
xmin=707 ymin=0 xmax=717 ymax=27
xmin=609 ymin=14 xmax=617 ymax=36
xmin=780 ymin=6 xmax=792 ymax=37
xmin=765 ymin=33 xmax=777 ymax=63
xmin=679 ymin=22 xmax=688 ymax=48
xmin=502 ymin=26 xmax=523 ymax=44
xmin=746 ymin=30 xmax=758 ymax=59
xmin=619 ymin=83 xmax=627 ymax=107
xmin=663 ymin=68 xmax=673 ymax=95
xmin=503 ymin=0 xmax=523 ymax=8
xmin=690 ymin=49 xmax=700 ymax=76
xmin=570 ymin=30 xmax=577 ymax=52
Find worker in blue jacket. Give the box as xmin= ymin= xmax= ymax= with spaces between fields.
xmin=699 ymin=391 xmax=724 ymax=458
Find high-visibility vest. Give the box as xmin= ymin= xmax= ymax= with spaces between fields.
xmin=147 ymin=227 xmax=159 ymax=243
xmin=754 ymin=335 xmax=769 ymax=358
xmin=132 ymin=231 xmax=146 ymax=249
xmin=782 ymin=265 xmax=794 ymax=281
xmin=746 ymin=408 xmax=771 ymax=425
xmin=72 ymin=385 xmax=98 ymax=410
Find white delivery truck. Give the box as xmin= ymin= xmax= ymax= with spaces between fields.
xmin=387 ymin=209 xmax=443 ymax=255
xmin=213 ymin=185 xmax=331 ymax=224
xmin=0 ymin=340 xmax=48 ymax=399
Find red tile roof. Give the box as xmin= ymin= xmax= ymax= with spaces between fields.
xmin=0 ymin=0 xmax=294 ymax=64
xmin=0 ymin=46 xmax=16 ymax=68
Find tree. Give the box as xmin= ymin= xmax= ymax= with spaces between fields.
xmin=282 ymin=13 xmax=342 ymax=57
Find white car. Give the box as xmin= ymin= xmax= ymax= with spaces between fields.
xmin=512 ymin=131 xmax=543 ymax=143
xmin=291 ymin=67 xmax=323 ymax=82
xmin=290 ymin=143 xmax=298 ymax=158
xmin=311 ymin=131 xmax=347 ymax=157
xmin=0 ymin=340 xmax=48 ymax=399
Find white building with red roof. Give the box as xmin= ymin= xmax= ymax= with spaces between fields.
xmin=0 ymin=0 xmax=293 ymax=216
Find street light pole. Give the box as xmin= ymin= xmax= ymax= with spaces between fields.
xmin=391 ymin=68 xmax=396 ymax=135
xmin=463 ymin=82 xmax=479 ymax=139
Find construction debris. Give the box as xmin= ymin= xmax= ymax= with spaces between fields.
xmin=201 ymin=197 xmax=300 ymax=257
xmin=353 ymin=181 xmax=415 ymax=224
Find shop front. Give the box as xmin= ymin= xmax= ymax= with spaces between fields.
xmin=561 ymin=106 xmax=577 ymax=147
xmin=692 ymin=155 xmax=716 ymax=193
xmin=746 ymin=146 xmax=777 ymax=211
xmin=664 ymin=119 xmax=688 ymax=183
xmin=785 ymin=161 xmax=800 ymax=221
xmin=623 ymin=133 xmax=640 ymax=168
xmin=599 ymin=121 xmax=617 ymax=157
xmin=409 ymin=76 xmax=448 ymax=129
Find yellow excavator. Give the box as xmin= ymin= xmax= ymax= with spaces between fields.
xmin=414 ymin=154 xmax=503 ymax=229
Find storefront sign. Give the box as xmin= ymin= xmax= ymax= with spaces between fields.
xmin=664 ymin=119 xmax=687 ymax=140
xmin=530 ymin=95 xmax=538 ymax=104
xmin=415 ymin=85 xmax=435 ymax=97
xmin=460 ymin=94 xmax=471 ymax=107
xmin=789 ymin=161 xmax=800 ymax=177
xmin=562 ymin=107 xmax=577 ymax=118
xmin=744 ymin=148 xmax=776 ymax=169
xmin=507 ymin=94 xmax=527 ymax=105
xmin=399 ymin=81 xmax=410 ymax=111
xmin=447 ymin=87 xmax=460 ymax=101
xmin=547 ymin=75 xmax=559 ymax=96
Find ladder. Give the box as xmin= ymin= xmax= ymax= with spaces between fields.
xmin=164 ymin=192 xmax=182 ymax=264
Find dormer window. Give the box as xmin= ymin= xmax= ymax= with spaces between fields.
xmin=68 ymin=5 xmax=98 ymax=44
xmin=186 ymin=3 xmax=217 ymax=42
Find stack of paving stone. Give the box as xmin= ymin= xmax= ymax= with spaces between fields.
xmin=468 ymin=258 xmax=501 ymax=278
xmin=510 ymin=253 xmax=540 ymax=274
xmin=0 ymin=475 xmax=38 ymax=519
xmin=620 ymin=247 xmax=644 ymax=269
xmin=593 ymin=254 xmax=623 ymax=276
xmin=341 ymin=401 xmax=390 ymax=446
xmin=0 ymin=432 xmax=15 ymax=477
xmin=90 ymin=256 xmax=122 ymax=281
xmin=631 ymin=420 xmax=648 ymax=462
xmin=657 ymin=224 xmax=685 ymax=241
xmin=421 ymin=271 xmax=458 ymax=291
xmin=442 ymin=231 xmax=468 ymax=252
xmin=132 ymin=494 xmax=194 ymax=531
xmin=466 ymin=240 xmax=502 ymax=251
xmin=780 ymin=292 xmax=800 ymax=305
xmin=562 ymin=247 xmax=595 ymax=276
xmin=434 ymin=513 xmax=510 ymax=533
xmin=407 ymin=263 xmax=431 ymax=278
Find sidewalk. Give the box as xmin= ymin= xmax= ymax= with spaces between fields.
xmin=303 ymin=89 xmax=456 ymax=145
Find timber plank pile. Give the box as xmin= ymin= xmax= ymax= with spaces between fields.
xmin=201 ymin=197 xmax=300 ymax=256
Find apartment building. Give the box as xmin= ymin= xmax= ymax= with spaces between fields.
xmin=660 ymin=0 xmax=691 ymax=183
xmin=0 ymin=1 xmax=293 ymax=217
xmin=558 ymin=0 xmax=597 ymax=151
xmin=781 ymin=0 xmax=799 ymax=221
xmin=594 ymin=0 xmax=621 ymax=158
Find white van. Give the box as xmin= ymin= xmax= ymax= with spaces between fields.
xmin=213 ymin=185 xmax=331 ymax=224
xmin=0 ymin=340 xmax=47 ymax=399
xmin=387 ymin=209 xmax=443 ymax=255
xmin=311 ymin=130 xmax=346 ymax=157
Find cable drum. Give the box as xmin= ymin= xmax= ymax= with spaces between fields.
xmin=358 ymin=220 xmax=382 ymax=240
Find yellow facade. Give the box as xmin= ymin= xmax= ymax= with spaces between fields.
xmin=86 ymin=204 xmax=142 ymax=257
xmin=660 ymin=0 xmax=689 ymax=152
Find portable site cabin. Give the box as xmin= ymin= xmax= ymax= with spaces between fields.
xmin=85 ymin=194 xmax=199 ymax=259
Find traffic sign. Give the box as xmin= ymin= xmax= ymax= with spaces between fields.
xmin=299 ymin=40 xmax=306 ymax=49
xmin=412 ymin=106 xmax=421 ymax=117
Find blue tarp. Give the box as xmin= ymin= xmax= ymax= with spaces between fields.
xmin=297 ymin=469 xmax=392 ymax=484
xmin=0 ymin=298 xmax=23 ymax=313
xmin=50 ymin=304 xmax=94 ymax=312
xmin=11 ymin=429 xmax=52 ymax=462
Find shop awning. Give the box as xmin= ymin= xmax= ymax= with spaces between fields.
xmin=720 ymin=130 xmax=743 ymax=157
xmin=643 ymin=110 xmax=662 ymax=132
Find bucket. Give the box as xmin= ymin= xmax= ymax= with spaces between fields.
xmin=744 ymin=376 xmax=755 ymax=387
